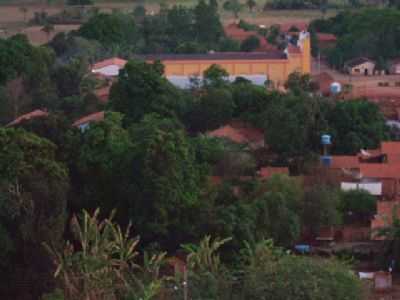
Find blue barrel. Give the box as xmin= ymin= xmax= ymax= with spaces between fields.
xmin=321 ymin=134 xmax=331 ymax=145
xmin=294 ymin=244 xmax=311 ymax=254
xmin=321 ymin=156 xmax=332 ymax=167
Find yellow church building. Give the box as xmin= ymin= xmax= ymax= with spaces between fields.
xmin=91 ymin=32 xmax=311 ymax=88
xmin=142 ymin=31 xmax=311 ymax=87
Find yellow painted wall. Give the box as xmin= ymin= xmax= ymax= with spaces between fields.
xmin=151 ymin=35 xmax=311 ymax=85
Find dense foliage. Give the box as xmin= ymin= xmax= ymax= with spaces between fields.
xmin=0 ymin=128 xmax=69 ymax=299
xmin=0 ymin=4 xmax=393 ymax=299
xmin=310 ymin=9 xmax=400 ymax=69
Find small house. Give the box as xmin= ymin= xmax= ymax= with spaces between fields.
xmin=72 ymin=111 xmax=105 ymax=132
xmin=344 ymin=57 xmax=375 ymax=76
xmin=6 ymin=109 xmax=49 ymax=127
xmin=91 ymin=57 xmax=127 ymax=77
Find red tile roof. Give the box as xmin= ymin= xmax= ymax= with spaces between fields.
xmin=72 ymin=111 xmax=105 ymax=127
xmin=387 ymin=154 xmax=400 ymax=163
xmin=92 ymin=57 xmax=127 ymax=70
xmin=312 ymin=72 xmax=335 ymax=95
xmin=207 ymin=122 xmax=264 ymax=148
xmin=330 ymin=155 xmax=360 ymax=169
xmin=316 ymin=33 xmax=337 ymax=42
xmin=224 ymin=23 xmax=257 ymax=42
xmin=257 ymin=166 xmax=289 ymax=179
xmin=7 ymin=109 xmax=48 ymax=127
xmin=360 ymin=163 xmax=400 ymax=179
xmin=381 ymin=142 xmax=400 ymax=155
xmin=141 ymin=51 xmax=287 ymax=61
xmin=224 ymin=23 xmax=278 ymax=52
xmin=279 ymin=21 xmax=309 ymax=33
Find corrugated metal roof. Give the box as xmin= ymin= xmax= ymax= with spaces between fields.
xmin=139 ymin=51 xmax=287 ymax=61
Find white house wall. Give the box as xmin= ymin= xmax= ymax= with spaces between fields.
xmin=167 ymin=75 xmax=268 ymax=89
xmin=92 ymin=65 xmax=122 ymax=77
xmin=341 ymin=182 xmax=382 ymax=196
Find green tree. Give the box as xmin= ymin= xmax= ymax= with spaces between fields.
xmin=45 ymin=209 xmax=165 ymax=300
xmin=186 ymin=88 xmax=235 ymax=132
xmin=322 ymin=10 xmax=400 ymax=68
xmin=75 ymin=112 xmax=134 ymax=215
xmin=231 ymin=80 xmax=269 ymax=121
xmin=240 ymin=35 xmax=261 ymax=52
xmin=262 ymin=93 xmax=328 ymax=168
xmin=253 ymin=174 xmax=303 ymax=247
xmin=203 ymin=64 xmax=229 ymax=88
xmin=52 ymin=58 xmax=88 ymax=98
xmin=327 ymin=100 xmax=388 ymax=154
xmin=284 ymin=71 xmax=319 ymax=95
xmin=0 ymin=128 xmax=69 ymax=299
xmin=181 ymin=236 xmax=232 ymax=300
xmin=242 ymin=249 xmax=364 ymax=300
xmin=375 ymin=205 xmax=400 ymax=269
xmin=129 ymin=114 xmax=204 ymax=246
xmin=223 ymin=0 xmax=243 ymax=18
xmin=78 ymin=13 xmax=138 ymax=47
xmin=302 ymin=185 xmax=342 ymax=236
xmin=109 ymin=59 xmax=184 ymax=124
xmin=193 ymin=0 xmax=224 ymax=48
xmin=339 ymin=189 xmax=376 ymax=224
xmin=246 ymin=0 xmax=257 ymax=11
xmin=133 ymin=4 xmax=146 ymax=19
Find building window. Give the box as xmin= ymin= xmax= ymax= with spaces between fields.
xmin=354 ymin=68 xmax=360 ymax=73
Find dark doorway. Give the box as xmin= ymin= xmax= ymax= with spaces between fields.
xmin=364 ymin=68 xmax=368 ymax=76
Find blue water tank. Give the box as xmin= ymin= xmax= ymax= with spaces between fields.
xmin=321 ymin=134 xmax=331 ymax=145
xmin=321 ymin=155 xmax=332 ymax=167
xmin=330 ymin=82 xmax=342 ymax=94
xmin=294 ymin=244 xmax=311 ymax=254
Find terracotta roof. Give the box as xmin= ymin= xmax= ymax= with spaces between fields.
xmin=312 ymin=72 xmax=335 ymax=95
xmin=207 ymin=122 xmax=264 ymax=148
xmin=387 ymin=154 xmax=400 ymax=163
xmin=381 ymin=142 xmax=400 ymax=155
xmin=330 ymin=155 xmax=360 ymax=169
xmin=92 ymin=57 xmax=127 ymax=70
xmin=224 ymin=23 xmax=278 ymax=52
xmin=316 ymin=33 xmax=337 ymax=42
xmin=360 ymin=163 xmax=400 ymax=179
xmin=257 ymin=166 xmax=289 ymax=179
xmin=279 ymin=21 xmax=308 ymax=33
xmin=7 ymin=109 xmax=49 ymax=126
xmin=224 ymin=23 xmax=259 ymax=42
xmin=139 ymin=51 xmax=287 ymax=61
xmin=72 ymin=111 xmax=105 ymax=127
